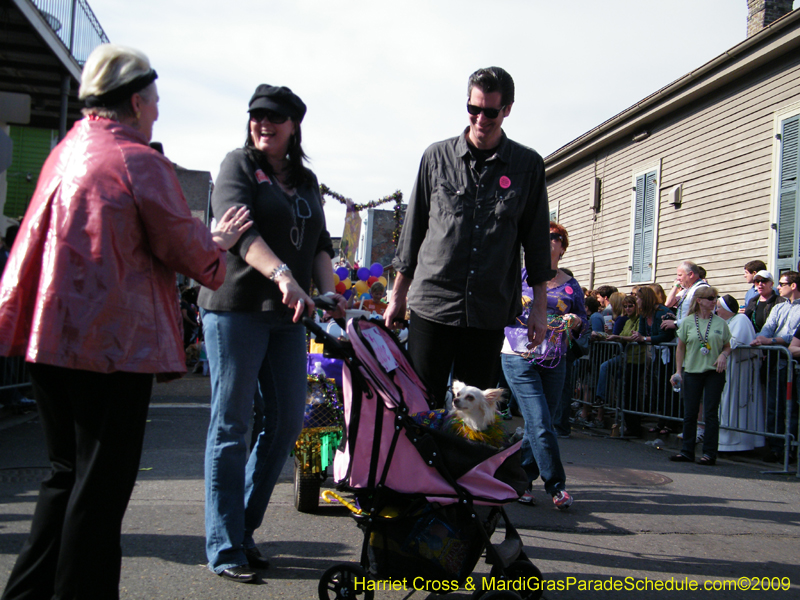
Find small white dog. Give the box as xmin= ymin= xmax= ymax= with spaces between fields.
xmin=448 ymin=380 xmax=507 ymax=446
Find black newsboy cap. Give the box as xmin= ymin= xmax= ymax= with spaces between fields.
xmin=248 ymin=84 xmax=306 ymax=122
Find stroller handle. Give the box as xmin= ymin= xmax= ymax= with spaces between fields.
xmin=302 ymin=296 xmax=348 ymax=356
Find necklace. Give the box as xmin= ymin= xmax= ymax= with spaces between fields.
xmin=695 ymin=313 xmax=713 ymax=355
xmin=289 ymin=195 xmax=312 ymax=250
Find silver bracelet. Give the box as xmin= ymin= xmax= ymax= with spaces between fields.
xmin=270 ymin=263 xmax=291 ymax=282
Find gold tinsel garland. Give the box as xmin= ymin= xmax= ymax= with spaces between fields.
xmin=294 ymin=426 xmax=343 ymax=474
xmin=293 ymin=374 xmax=344 ymax=474
xmin=319 ymin=184 xmax=405 ymax=244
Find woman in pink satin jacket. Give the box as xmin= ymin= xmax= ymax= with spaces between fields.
xmin=0 ymin=44 xmax=251 ymax=600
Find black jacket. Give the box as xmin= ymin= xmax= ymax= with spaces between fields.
xmin=744 ymin=291 xmax=785 ymax=333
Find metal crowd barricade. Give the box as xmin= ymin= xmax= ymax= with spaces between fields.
xmin=568 ymin=340 xmax=624 ymax=425
xmin=0 ymin=355 xmax=32 ymax=398
xmin=615 ymin=341 xmax=797 ymax=477
xmin=744 ymin=344 xmax=797 ymax=476
xmin=617 ymin=341 xmax=680 ymax=436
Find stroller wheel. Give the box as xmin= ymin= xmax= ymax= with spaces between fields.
xmin=488 ymin=559 xmax=543 ymax=600
xmin=318 ymin=563 xmax=374 ymax=600
xmin=294 ymin=457 xmax=321 ymax=513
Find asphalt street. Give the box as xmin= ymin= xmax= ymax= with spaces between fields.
xmin=1 ymin=373 xmax=799 ymax=599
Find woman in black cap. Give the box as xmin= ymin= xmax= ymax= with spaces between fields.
xmin=198 ymin=84 xmax=344 ymax=582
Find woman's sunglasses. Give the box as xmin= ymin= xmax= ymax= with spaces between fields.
xmin=250 ymin=109 xmax=290 ymax=124
xmin=467 ymin=104 xmax=505 ymax=119
xmin=550 ymin=233 xmax=563 ymax=242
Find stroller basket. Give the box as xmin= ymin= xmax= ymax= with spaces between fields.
xmin=364 ymin=500 xmax=497 ymax=582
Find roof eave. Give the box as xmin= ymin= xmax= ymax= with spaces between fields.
xmin=544 ymin=9 xmax=800 ymax=178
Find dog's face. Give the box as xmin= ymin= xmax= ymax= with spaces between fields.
xmin=450 ymin=380 xmax=504 ymax=431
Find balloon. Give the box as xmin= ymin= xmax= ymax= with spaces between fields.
xmin=333 ymin=273 xmax=340 ymax=285
xmin=357 ymin=267 xmax=370 ymax=281
xmin=360 ymin=293 xmax=371 ymax=300
xmin=342 ymin=278 xmax=352 ymax=290
xmin=335 ymin=282 xmax=346 ymax=294
xmin=377 ymin=276 xmax=387 ymax=286
xmin=367 ymin=276 xmax=378 ymax=286
xmin=343 ymin=289 xmax=353 ymax=300
xmin=370 ymin=263 xmax=384 ymax=278
xmin=336 ymin=266 xmax=349 ymax=281
xmin=354 ymin=280 xmax=369 ymax=296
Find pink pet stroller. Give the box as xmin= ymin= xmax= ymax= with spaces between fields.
xmin=305 ymin=313 xmax=543 ymax=600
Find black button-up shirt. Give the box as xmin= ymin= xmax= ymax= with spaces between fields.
xmin=393 ymin=129 xmax=555 ymax=329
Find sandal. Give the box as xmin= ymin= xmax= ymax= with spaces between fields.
xmin=659 ymin=426 xmax=674 ymax=436
xmin=697 ymin=455 xmax=716 ymax=466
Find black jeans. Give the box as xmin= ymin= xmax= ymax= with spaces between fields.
xmin=408 ymin=311 xmax=505 ymax=409
xmin=1 ymin=363 xmax=152 ymax=600
xmin=680 ymin=370 xmax=725 ymax=460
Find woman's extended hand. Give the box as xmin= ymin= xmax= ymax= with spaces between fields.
xmin=276 ymin=273 xmax=314 ymax=323
xmin=564 ymin=313 xmax=582 ymax=330
xmin=212 ymin=206 xmax=253 ymax=251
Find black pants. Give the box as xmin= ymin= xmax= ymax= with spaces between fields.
xmin=1 ymin=363 xmax=152 ymax=600
xmin=680 ymin=370 xmax=725 ymax=461
xmin=408 ymin=311 xmax=505 ymax=409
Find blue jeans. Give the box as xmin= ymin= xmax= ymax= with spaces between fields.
xmin=680 ymin=370 xmax=725 ymax=460
xmin=202 ymin=310 xmax=307 ymax=574
xmin=501 ymin=354 xmax=567 ymax=496
xmin=596 ymin=354 xmax=624 ymax=404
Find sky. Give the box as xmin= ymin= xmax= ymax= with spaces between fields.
xmin=85 ymin=0 xmax=767 ymax=243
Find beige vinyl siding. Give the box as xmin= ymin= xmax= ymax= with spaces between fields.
xmin=546 ymin=51 xmax=800 ymax=300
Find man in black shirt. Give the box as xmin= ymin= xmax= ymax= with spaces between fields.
xmin=386 ymin=67 xmax=554 ymax=407
xmin=744 ymin=270 xmax=785 ymax=333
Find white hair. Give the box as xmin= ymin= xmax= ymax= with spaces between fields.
xmin=79 ymin=44 xmax=155 ymax=120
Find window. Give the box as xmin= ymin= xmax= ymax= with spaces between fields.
xmin=629 ymin=169 xmax=658 ymax=284
xmin=775 ymin=114 xmax=800 ymax=273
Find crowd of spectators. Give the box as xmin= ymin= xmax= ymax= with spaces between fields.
xmin=560 ymin=259 xmax=800 ymax=465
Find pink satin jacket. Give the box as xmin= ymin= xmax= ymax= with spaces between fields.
xmin=0 ymin=117 xmax=226 ymax=375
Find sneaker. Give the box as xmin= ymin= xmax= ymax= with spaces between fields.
xmin=571 ymin=401 xmax=581 ymax=410
xmin=696 ymin=428 xmax=705 ymax=444
xmin=518 ymin=488 xmax=536 ymax=505
xmin=552 ymin=490 xmax=573 ymax=510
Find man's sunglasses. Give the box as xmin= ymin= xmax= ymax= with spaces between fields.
xmin=250 ymin=109 xmax=290 ymax=124
xmin=467 ymin=104 xmax=505 ymax=119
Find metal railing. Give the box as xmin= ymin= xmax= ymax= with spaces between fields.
xmin=32 ymin=0 xmax=110 ymax=65
xmin=0 ymin=356 xmax=31 ymax=400
xmin=568 ymin=340 xmax=799 ymax=477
